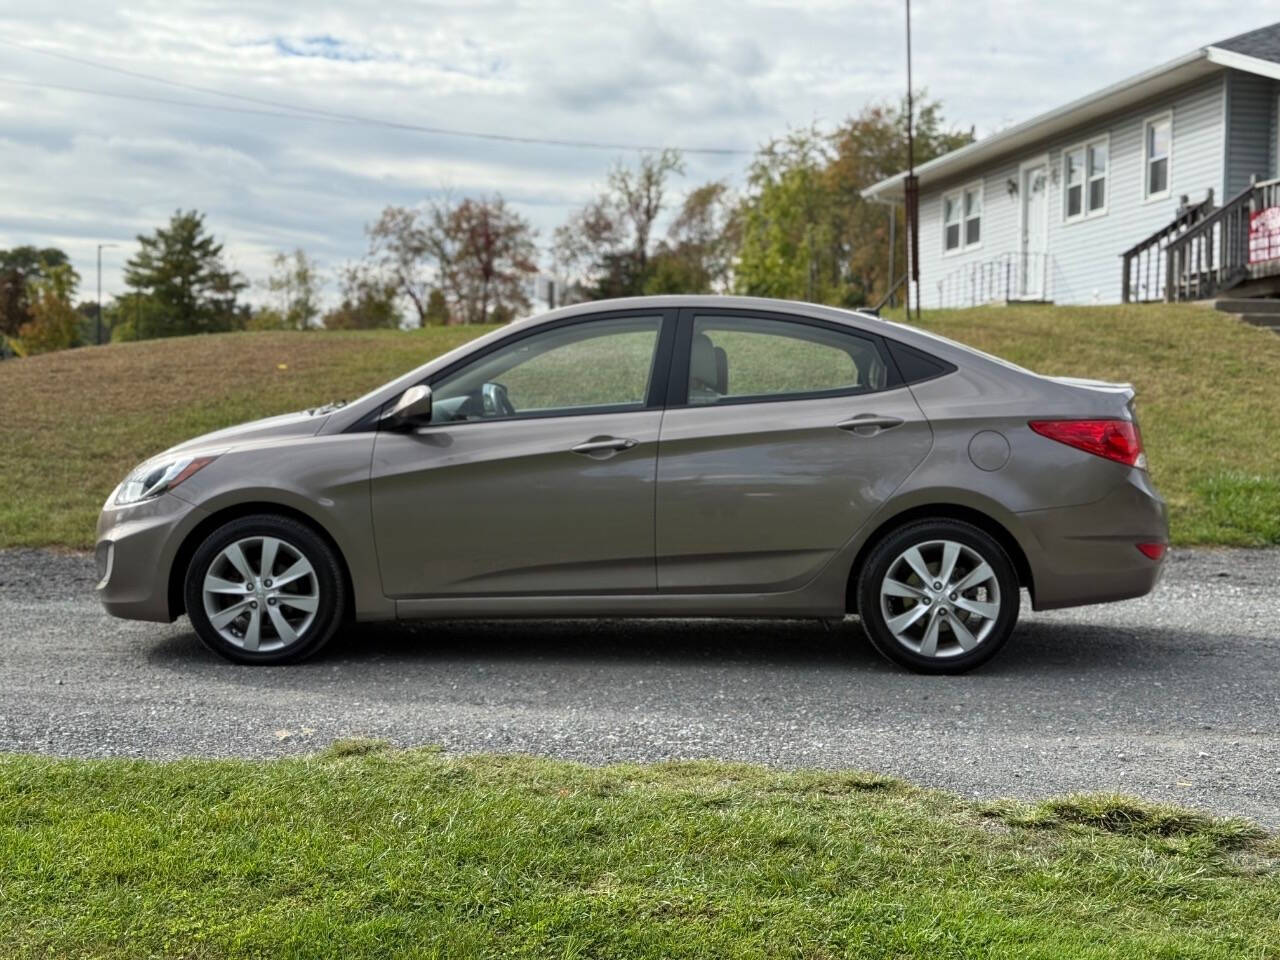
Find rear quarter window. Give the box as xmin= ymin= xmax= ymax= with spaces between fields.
xmin=887 ymin=340 xmax=958 ymax=385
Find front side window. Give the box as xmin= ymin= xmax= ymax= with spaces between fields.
xmin=1065 ymin=136 xmax=1107 ymax=220
xmin=686 ymin=315 xmax=888 ymax=405
xmin=429 ymin=315 xmax=661 ymax=422
xmin=1145 ymin=115 xmax=1171 ymax=198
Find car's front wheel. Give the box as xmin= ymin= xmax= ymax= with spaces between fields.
xmin=856 ymin=519 xmax=1019 ymax=674
xmin=184 ymin=514 xmax=346 ymax=665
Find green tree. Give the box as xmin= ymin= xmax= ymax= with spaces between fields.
xmin=826 ymin=97 xmax=974 ymax=305
xmin=424 ymin=287 xmax=450 ymax=326
xmin=122 ymin=211 xmax=246 ymax=339
xmin=244 ymin=307 xmax=291 ymax=331
xmin=0 ymin=246 xmax=76 ymax=342
xmin=321 ymin=265 xmax=401 ymax=330
xmin=734 ymin=95 xmax=973 ymax=306
xmin=264 ymin=249 xmax=321 ymax=330
xmin=106 ymin=292 xmax=165 ymax=343
xmin=13 ymin=262 xmax=80 ymax=355
xmin=734 ymin=129 xmax=842 ymax=302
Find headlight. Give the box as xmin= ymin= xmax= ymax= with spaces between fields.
xmin=114 ymin=455 xmax=217 ymax=506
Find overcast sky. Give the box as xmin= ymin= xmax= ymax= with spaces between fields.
xmin=1 ymin=1 xmax=1275 ymax=307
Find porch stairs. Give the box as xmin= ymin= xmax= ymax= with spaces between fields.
xmin=1210 ymin=297 xmax=1280 ymax=335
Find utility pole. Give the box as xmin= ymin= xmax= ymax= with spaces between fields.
xmin=903 ymin=0 xmax=921 ymax=323
xmin=96 ymin=243 xmax=117 ymax=345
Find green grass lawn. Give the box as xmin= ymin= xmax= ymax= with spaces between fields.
xmin=1 ymin=302 xmax=1278 ymax=548
xmin=1 ymin=745 xmax=1276 ymax=959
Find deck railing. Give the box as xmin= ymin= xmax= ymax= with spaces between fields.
xmin=1163 ymin=183 xmax=1258 ymax=301
xmin=1120 ymin=192 xmax=1214 ymax=302
xmin=1123 ymin=177 xmax=1280 ymax=302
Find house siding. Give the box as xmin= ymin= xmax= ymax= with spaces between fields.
xmin=916 ymin=75 xmax=1229 ymax=307
xmin=1225 ymin=70 xmax=1276 ymax=196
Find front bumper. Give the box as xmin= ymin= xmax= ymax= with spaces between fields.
xmin=95 ymin=492 xmax=205 ymax=622
xmin=1017 ymin=469 xmax=1169 ymax=610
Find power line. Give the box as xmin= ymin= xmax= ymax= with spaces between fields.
xmin=0 ymin=38 xmax=752 ymax=156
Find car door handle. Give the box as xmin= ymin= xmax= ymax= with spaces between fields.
xmin=835 ymin=414 xmax=904 ymax=435
xmin=571 ymin=436 xmax=638 ymax=456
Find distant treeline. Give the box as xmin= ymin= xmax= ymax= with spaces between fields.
xmin=1 ymin=95 xmax=970 ymax=355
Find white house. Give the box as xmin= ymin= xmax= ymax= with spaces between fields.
xmin=863 ymin=22 xmax=1280 ymax=308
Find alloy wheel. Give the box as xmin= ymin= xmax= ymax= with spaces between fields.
xmin=201 ymin=536 xmax=319 ymax=653
xmin=878 ymin=539 xmax=1002 ymax=659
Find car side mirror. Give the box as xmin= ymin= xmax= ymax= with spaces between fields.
xmin=383 ymin=385 xmax=433 ymax=430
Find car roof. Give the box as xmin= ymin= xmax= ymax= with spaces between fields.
xmin=511 ymin=294 xmax=877 ymax=325
xmin=508 ymin=295 xmax=978 ymax=362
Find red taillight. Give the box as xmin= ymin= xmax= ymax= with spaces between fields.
xmin=1136 ymin=542 xmax=1167 ymax=561
xmin=1028 ymin=419 xmax=1145 ymax=468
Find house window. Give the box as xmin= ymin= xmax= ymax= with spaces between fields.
xmin=1088 ymin=141 xmax=1107 ymax=211
xmin=943 ymin=183 xmax=982 ymax=253
xmin=943 ymin=195 xmax=961 ymax=251
xmin=964 ymin=187 xmax=982 ymax=245
xmin=1144 ymin=113 xmax=1171 ymax=199
xmin=1064 ymin=136 xmax=1108 ymax=220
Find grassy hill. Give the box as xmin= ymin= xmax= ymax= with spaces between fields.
xmin=1 ymin=303 xmax=1277 ymax=549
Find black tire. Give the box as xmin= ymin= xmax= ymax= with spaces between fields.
xmin=856 ymin=518 xmax=1019 ymax=674
xmin=184 ymin=513 xmax=346 ymax=665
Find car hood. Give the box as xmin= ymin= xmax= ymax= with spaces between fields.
xmin=163 ymin=410 xmax=328 ymax=457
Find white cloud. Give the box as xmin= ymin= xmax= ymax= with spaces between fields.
xmin=0 ymin=0 xmax=1274 ymax=307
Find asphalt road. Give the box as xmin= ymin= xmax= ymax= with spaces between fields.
xmin=1 ymin=547 xmax=1278 ymax=826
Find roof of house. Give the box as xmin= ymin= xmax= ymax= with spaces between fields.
xmin=863 ymin=21 xmax=1280 ymax=201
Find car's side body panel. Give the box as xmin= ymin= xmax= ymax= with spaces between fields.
xmin=370 ymin=410 xmax=663 ymax=597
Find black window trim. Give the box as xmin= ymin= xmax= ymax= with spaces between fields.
xmin=371 ymin=307 xmax=679 ymax=430
xmin=883 ymin=337 xmax=959 ymax=387
xmin=667 ymin=306 xmax=905 ymax=409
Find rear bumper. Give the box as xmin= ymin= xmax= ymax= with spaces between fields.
xmin=95 ymin=493 xmax=205 ymax=622
xmin=1017 ymin=470 xmax=1168 ymax=610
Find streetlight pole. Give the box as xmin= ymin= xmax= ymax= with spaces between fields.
xmin=96 ymin=243 xmax=117 ymax=345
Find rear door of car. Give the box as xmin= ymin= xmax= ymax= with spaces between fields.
xmin=655 ymin=308 xmax=932 ymax=593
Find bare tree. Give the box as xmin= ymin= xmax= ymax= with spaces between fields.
xmin=442 ymin=195 xmax=538 ymax=324
xmin=264 ymin=248 xmax=321 ymax=329
xmin=551 ymin=150 xmax=685 ymax=300
xmin=367 ymin=206 xmax=436 ymax=327
xmin=611 ymin=149 xmax=685 ymax=276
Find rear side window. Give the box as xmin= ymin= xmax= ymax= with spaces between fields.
xmin=887 ymin=340 xmax=957 ymax=385
xmin=688 ymin=315 xmax=888 ymax=405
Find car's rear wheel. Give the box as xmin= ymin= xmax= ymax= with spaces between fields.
xmin=856 ymin=519 xmax=1019 ymax=674
xmin=184 ymin=514 xmax=346 ymax=665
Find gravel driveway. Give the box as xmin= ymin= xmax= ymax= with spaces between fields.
xmin=1 ymin=547 xmax=1278 ymax=826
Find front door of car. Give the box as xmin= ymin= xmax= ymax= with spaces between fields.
xmin=370 ymin=311 xmax=674 ymax=598
xmin=656 ymin=310 xmax=932 ymax=593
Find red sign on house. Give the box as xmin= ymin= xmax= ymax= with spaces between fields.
xmin=1249 ymin=206 xmax=1280 ymax=264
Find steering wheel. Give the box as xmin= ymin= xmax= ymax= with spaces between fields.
xmin=481 ymin=381 xmax=516 ymax=418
